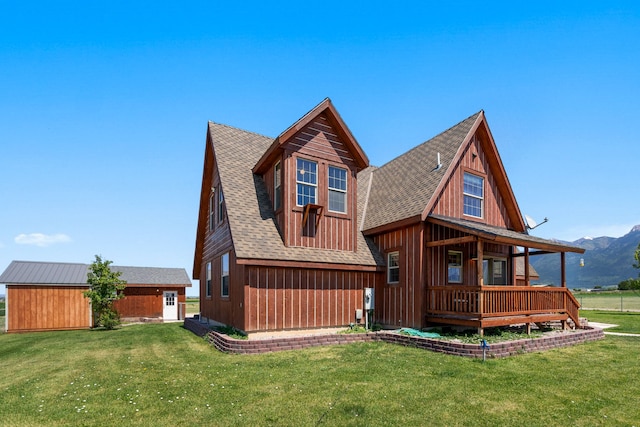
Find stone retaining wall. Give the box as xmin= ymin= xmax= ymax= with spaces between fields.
xmin=183 ymin=318 xmax=605 ymax=358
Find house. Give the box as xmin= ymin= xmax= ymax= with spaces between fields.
xmin=0 ymin=261 xmax=191 ymax=332
xmin=193 ymin=98 xmax=584 ymax=335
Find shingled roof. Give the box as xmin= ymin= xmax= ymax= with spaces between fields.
xmin=362 ymin=111 xmax=482 ymax=231
xmin=209 ymin=122 xmax=384 ymax=267
xmin=0 ymin=261 xmax=192 ymax=286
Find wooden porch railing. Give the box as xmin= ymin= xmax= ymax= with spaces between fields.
xmin=427 ymin=286 xmax=581 ymax=327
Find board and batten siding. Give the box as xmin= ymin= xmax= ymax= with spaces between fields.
xmin=372 ymin=223 xmax=424 ymax=330
xmin=430 ymin=134 xmax=513 ymax=229
xmin=199 ymin=250 xmax=245 ymax=329
xmin=243 ymin=266 xmax=375 ymax=332
xmin=114 ymin=287 xmax=186 ymax=319
xmin=279 ymin=112 xmax=359 ymax=252
xmin=6 ymin=285 xmax=91 ymax=332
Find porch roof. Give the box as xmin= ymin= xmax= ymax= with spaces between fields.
xmin=428 ymin=215 xmax=585 ymax=254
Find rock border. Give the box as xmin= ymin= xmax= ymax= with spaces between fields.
xmin=183 ymin=318 xmax=605 ymax=358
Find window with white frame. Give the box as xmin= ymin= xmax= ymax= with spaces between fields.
xmin=387 ymin=251 xmax=400 ymax=284
xmin=483 ymin=258 xmax=507 ymax=285
xmin=206 ymin=261 xmax=212 ymax=297
xmin=274 ymin=161 xmax=282 ymax=210
xmin=328 ymin=165 xmax=347 ymax=213
xmin=218 ymin=186 xmax=224 ymax=223
xmin=463 ymin=172 xmax=484 ymax=218
xmin=296 ymin=158 xmax=317 ymax=206
xmin=448 ymin=251 xmax=463 ymax=283
xmin=209 ymin=192 xmax=215 ymax=231
xmin=221 ymin=252 xmax=229 ymax=297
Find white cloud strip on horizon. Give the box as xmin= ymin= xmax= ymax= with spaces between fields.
xmin=14 ymin=233 xmax=72 ymax=247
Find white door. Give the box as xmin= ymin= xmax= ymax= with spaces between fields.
xmin=163 ymin=291 xmax=178 ymax=320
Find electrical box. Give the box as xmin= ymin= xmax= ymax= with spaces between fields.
xmin=364 ymin=287 xmax=374 ymax=310
xmin=355 ymin=309 xmax=363 ymax=321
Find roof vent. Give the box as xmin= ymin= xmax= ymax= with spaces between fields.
xmin=434 ymin=152 xmax=443 ymax=171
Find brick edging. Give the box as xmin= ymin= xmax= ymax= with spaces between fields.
xmin=183 ymin=318 xmax=605 ymax=358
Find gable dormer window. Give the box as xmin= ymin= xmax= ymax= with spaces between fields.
xmin=296 ymin=158 xmax=317 ymax=206
xmin=328 ymin=165 xmax=347 ymax=213
xmin=463 ymin=172 xmax=484 ymax=218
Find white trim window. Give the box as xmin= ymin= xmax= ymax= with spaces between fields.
xmin=483 ymin=258 xmax=507 ymax=285
xmin=221 ymin=252 xmax=229 ymax=298
xmin=328 ymin=166 xmax=347 ymax=213
xmin=448 ymin=251 xmax=463 ymax=283
xmin=206 ymin=261 xmax=212 ymax=297
xmin=387 ymin=251 xmax=400 ymax=284
xmin=217 ymin=186 xmax=225 ymax=223
xmin=274 ymin=161 xmax=282 ymax=210
xmin=209 ymin=191 xmax=215 ymax=231
xmin=296 ymin=158 xmax=317 ymax=206
xmin=463 ymin=172 xmax=484 ymax=218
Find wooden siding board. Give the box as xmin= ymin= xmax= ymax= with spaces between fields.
xmin=241 ymin=266 xmax=375 ymax=332
xmin=7 ymin=286 xmax=90 ymax=332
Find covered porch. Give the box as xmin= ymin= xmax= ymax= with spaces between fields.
xmin=425 ymin=215 xmax=585 ymax=335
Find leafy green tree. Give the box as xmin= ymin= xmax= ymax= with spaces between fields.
xmin=83 ymin=255 xmax=127 ymax=329
xmin=618 ymin=278 xmax=640 ymax=291
xmin=634 ymin=242 xmax=640 ymax=273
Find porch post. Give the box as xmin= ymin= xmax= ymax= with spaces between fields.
xmin=477 ymin=239 xmax=484 ymax=337
xmin=561 ymin=252 xmax=566 ymax=288
xmin=524 ymin=247 xmax=530 ymax=286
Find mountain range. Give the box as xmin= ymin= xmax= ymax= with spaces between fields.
xmin=530 ymin=225 xmax=640 ymax=288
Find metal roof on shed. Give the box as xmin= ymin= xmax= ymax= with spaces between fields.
xmin=0 ymin=261 xmax=191 ymax=287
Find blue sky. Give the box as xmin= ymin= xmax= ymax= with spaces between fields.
xmin=1 ymin=1 xmax=639 ymax=296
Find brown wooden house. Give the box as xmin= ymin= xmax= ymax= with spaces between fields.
xmin=193 ymin=98 xmax=584 ymax=335
xmin=0 ymin=261 xmax=191 ymax=332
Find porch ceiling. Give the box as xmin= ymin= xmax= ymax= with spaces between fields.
xmin=428 ymin=215 xmax=585 ymax=254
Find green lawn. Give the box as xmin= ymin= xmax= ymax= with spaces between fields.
xmin=581 ymin=310 xmax=640 ymax=334
xmin=1 ymin=322 xmax=639 ymax=426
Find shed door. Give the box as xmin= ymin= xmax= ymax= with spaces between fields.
xmin=163 ymin=291 xmax=178 ymax=320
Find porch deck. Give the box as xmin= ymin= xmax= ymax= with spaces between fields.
xmin=425 ymin=285 xmax=581 ymax=334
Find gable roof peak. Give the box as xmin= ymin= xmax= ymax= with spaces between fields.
xmin=362 ymin=111 xmax=484 ymax=232
xmin=253 ymin=98 xmax=369 ymax=173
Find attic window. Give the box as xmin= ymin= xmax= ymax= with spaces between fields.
xmin=296 ymin=158 xmax=317 ymax=206
xmin=463 ymin=172 xmax=484 ymax=218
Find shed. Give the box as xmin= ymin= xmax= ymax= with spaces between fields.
xmin=0 ymin=261 xmax=191 ymax=332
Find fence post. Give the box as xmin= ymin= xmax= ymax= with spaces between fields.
xmin=621 ymin=295 xmax=623 ymax=312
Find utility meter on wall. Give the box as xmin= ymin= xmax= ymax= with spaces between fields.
xmin=364 ymin=287 xmax=374 ymax=310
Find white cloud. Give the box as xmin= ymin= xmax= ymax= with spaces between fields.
xmin=14 ymin=233 xmax=72 ymax=247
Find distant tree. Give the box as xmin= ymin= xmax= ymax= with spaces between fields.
xmin=618 ymin=278 xmax=640 ymax=291
xmin=634 ymin=242 xmax=640 ymax=273
xmin=83 ymin=255 xmax=127 ymax=329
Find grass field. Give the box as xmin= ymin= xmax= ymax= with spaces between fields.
xmin=574 ymin=290 xmax=640 ymax=311
xmin=581 ymin=310 xmax=640 ymax=333
xmin=0 ymin=319 xmax=639 ymax=426
xmin=185 ymin=297 xmax=199 ymax=316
